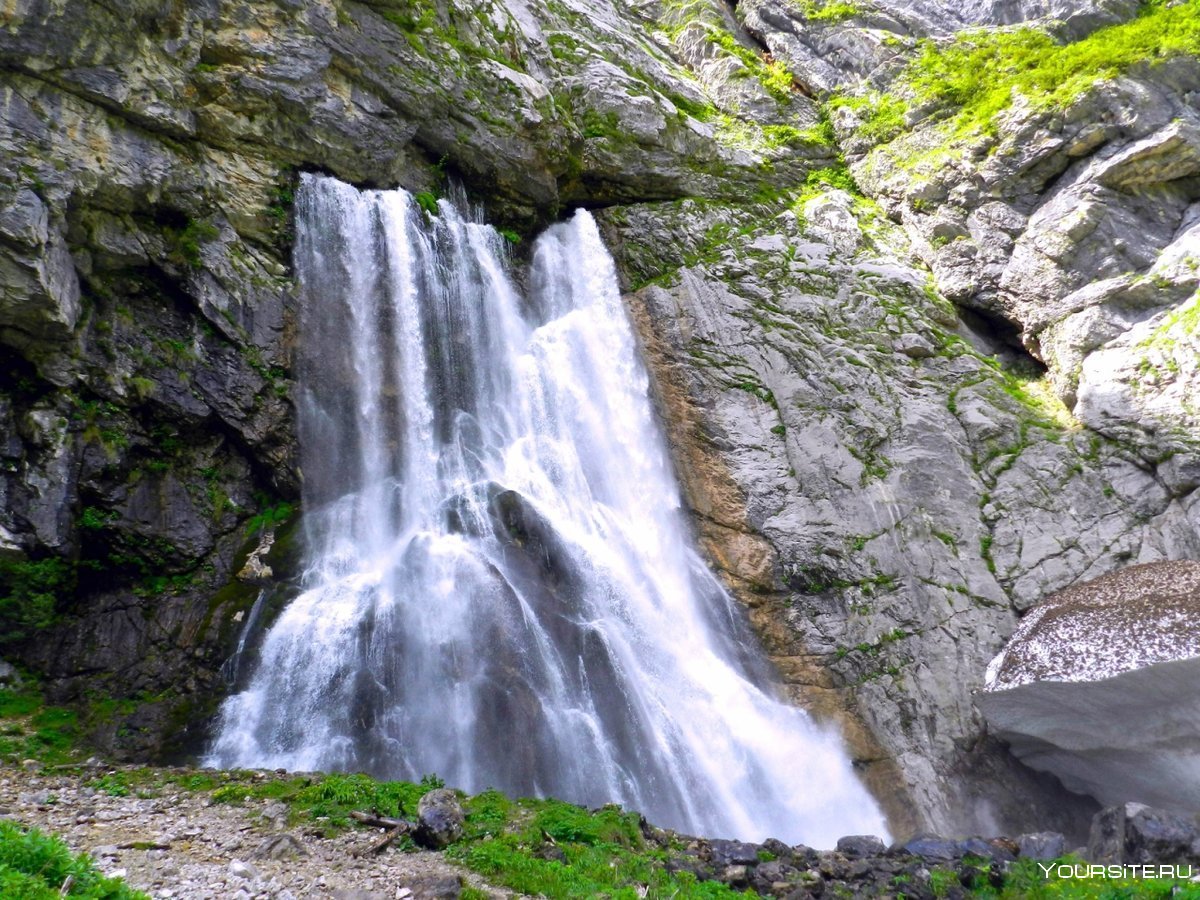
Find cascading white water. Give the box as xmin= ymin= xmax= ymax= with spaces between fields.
xmin=206 ymin=174 xmax=887 ymax=846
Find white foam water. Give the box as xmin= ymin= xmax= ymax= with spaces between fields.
xmin=206 ymin=174 xmax=887 ymax=846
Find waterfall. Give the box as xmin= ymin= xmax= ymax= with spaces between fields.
xmin=206 ymin=174 xmax=887 ymax=846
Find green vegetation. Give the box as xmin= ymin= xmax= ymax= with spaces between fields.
xmin=266 ymin=180 xmax=294 ymax=222
xmin=660 ymin=0 xmax=795 ymax=103
xmin=0 ymin=821 xmax=147 ymax=899
xmin=793 ymin=164 xmax=860 ymax=205
xmin=243 ymin=499 xmax=295 ymax=537
xmin=210 ymin=771 xmax=443 ymax=834
xmin=705 ymin=29 xmax=795 ymax=101
xmin=0 ymin=556 xmax=73 ymax=647
xmin=836 ymin=0 xmax=1200 ymax=149
xmin=414 ymin=191 xmax=440 ymax=216
xmin=1137 ymin=287 xmax=1199 ymax=350
xmin=711 ymin=116 xmax=834 ymax=154
xmin=792 ymin=0 xmax=861 ymax=24
xmin=379 ymin=2 xmax=527 ymax=73
xmin=943 ymin=855 xmax=1200 ymax=899
xmin=835 ymin=626 xmax=910 ymax=660
xmin=2 ymin=754 xmax=1199 ymax=899
xmin=448 ymin=792 xmax=738 ymax=898
xmin=0 ymin=683 xmax=81 ymax=766
xmin=163 ymin=220 xmax=219 ymax=268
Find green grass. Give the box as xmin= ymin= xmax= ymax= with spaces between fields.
xmin=163 ymin=219 xmax=219 ymax=268
xmin=4 ymin=759 xmax=1200 ymax=899
xmin=414 ymin=191 xmax=440 ymax=216
xmin=957 ymin=856 xmax=1200 ymax=899
xmin=0 ymin=821 xmax=147 ymax=899
xmin=661 ymin=0 xmax=795 ymax=103
xmin=210 ymin=771 xmax=445 ymax=833
xmin=839 ymin=0 xmax=1200 ymax=147
xmin=447 ymin=792 xmax=739 ymax=899
xmin=0 ymin=685 xmax=81 ymax=766
xmin=243 ymin=500 xmax=294 ymax=537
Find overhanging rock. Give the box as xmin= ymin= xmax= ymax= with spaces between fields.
xmin=976 ymin=561 xmax=1200 ymax=813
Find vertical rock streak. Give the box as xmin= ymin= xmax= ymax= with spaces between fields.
xmin=206 ymin=174 xmax=885 ymax=845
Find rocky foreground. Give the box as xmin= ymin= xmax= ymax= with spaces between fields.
xmin=3 ymin=765 xmax=1199 ymax=899
xmin=0 ymin=768 xmax=481 ymax=900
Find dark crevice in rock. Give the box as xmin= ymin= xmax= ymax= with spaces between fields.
xmin=958 ymin=306 xmax=1048 ymax=373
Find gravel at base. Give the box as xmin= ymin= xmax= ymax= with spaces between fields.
xmin=0 ymin=768 xmax=499 ymax=899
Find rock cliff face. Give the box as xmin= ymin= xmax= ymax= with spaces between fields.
xmin=0 ymin=0 xmax=821 ymax=755
xmin=1 ymin=0 xmax=1198 ymax=841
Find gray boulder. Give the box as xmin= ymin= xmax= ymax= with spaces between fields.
xmin=415 ymin=789 xmax=465 ymax=850
xmin=836 ymin=834 xmax=887 ymax=858
xmin=1087 ymin=803 xmax=1200 ymax=865
xmin=1017 ymin=831 xmax=1066 ymax=860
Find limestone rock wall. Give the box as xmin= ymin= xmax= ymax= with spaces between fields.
xmin=1 ymin=0 xmax=1197 ymax=842
xmin=598 ymin=187 xmax=1199 ymax=838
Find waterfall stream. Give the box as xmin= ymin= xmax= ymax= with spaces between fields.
xmin=206 ymin=174 xmax=886 ymax=845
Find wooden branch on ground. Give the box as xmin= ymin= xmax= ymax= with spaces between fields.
xmin=349 ymin=811 xmax=414 ymax=856
xmin=348 ymin=810 xmax=413 ymax=830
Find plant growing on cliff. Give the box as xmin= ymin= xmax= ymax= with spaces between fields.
xmin=244 ymin=498 xmax=295 ymax=537
xmin=163 ymin=219 xmax=220 ymax=268
xmin=838 ymin=0 xmax=1200 ymax=149
xmin=415 ymin=191 xmax=440 ymax=216
xmin=0 ymin=556 xmax=72 ymax=647
xmin=792 ymin=0 xmax=861 ymax=23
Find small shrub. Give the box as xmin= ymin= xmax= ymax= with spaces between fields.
xmin=0 ymin=556 xmax=73 ymax=647
xmin=0 ymin=820 xmax=148 ymax=898
xmin=414 ymin=191 xmax=439 ymax=216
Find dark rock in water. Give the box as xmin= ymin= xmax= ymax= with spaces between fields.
xmin=1088 ymin=803 xmax=1200 ymax=865
xmin=705 ymin=838 xmax=761 ymax=867
xmin=414 ymin=789 xmax=465 ymax=851
xmin=900 ymin=834 xmax=961 ymax=861
xmin=836 ymin=834 xmax=886 ymax=858
xmin=1017 ymin=831 xmax=1066 ymax=860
